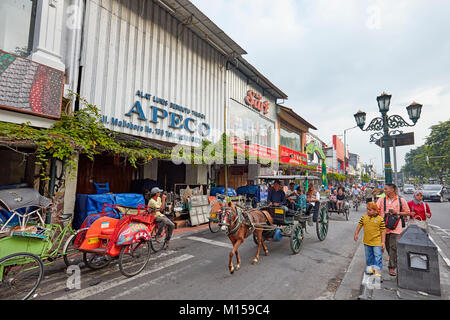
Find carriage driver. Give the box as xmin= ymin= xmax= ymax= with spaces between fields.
xmin=267 ymin=180 xmax=287 ymax=207
xmin=148 ymin=187 xmax=175 ymax=249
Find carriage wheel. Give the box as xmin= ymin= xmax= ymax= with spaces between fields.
xmin=119 ymin=240 xmax=151 ymax=278
xmin=208 ymin=218 xmax=220 ymax=233
xmin=290 ymin=224 xmax=304 ymax=254
xmin=83 ymin=252 xmax=111 ymax=270
xmin=0 ymin=253 xmax=44 ymax=300
xmin=316 ymin=207 xmax=329 ymax=241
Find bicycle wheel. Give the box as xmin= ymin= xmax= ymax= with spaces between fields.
xmin=0 ymin=253 xmax=44 ymax=300
xmin=119 ymin=240 xmax=151 ymax=277
xmin=62 ymin=232 xmax=83 ymax=267
xmin=150 ymin=225 xmax=167 ymax=253
xmin=83 ymin=252 xmax=111 ymax=270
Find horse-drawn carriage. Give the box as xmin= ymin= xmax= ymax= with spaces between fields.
xmin=217 ymin=175 xmax=330 ymax=274
xmin=327 ymin=197 xmax=351 ymax=220
xmin=253 ymin=175 xmax=329 ymax=249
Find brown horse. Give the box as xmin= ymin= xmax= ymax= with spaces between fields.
xmin=220 ymin=202 xmax=274 ymax=274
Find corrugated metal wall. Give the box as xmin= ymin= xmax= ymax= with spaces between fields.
xmin=80 ymin=0 xmax=226 ymax=146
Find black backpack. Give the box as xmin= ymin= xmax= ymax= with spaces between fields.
xmin=383 ymin=196 xmax=406 ymax=229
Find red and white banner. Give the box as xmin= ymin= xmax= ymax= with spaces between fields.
xmin=230 ymin=136 xmax=278 ymax=162
xmin=279 ymin=145 xmax=307 ymax=166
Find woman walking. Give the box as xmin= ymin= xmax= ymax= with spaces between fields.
xmin=407 ymin=190 xmax=432 ymax=232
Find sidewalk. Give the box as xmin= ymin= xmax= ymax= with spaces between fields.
xmin=173 ymin=223 xmax=209 ymax=238
xmin=336 ymin=226 xmax=450 ymax=300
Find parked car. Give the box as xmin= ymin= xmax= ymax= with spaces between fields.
xmin=422 ymin=184 xmax=447 ymax=202
xmin=403 ymin=184 xmax=415 ymax=194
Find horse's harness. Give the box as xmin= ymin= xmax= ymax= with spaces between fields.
xmin=222 ymin=206 xmax=272 ymax=237
xmin=221 ymin=206 xmax=243 ymax=236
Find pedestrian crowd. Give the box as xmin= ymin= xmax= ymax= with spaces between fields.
xmin=264 ymin=180 xmax=434 ymax=281
xmin=353 ymin=183 xmax=432 ymax=280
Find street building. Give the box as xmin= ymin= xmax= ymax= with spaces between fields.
xmin=0 ymin=0 xmax=317 ymax=229
xmin=277 ymin=105 xmax=316 ymax=176
xmin=305 ymin=132 xmax=327 ymax=171
xmin=348 ymin=153 xmax=362 ymax=180
xmin=325 ymin=135 xmax=346 ymax=175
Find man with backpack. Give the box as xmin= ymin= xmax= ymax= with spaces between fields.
xmin=376 ymin=184 xmax=411 ymax=276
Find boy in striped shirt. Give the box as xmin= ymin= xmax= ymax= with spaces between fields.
xmin=354 ymin=202 xmax=386 ymax=278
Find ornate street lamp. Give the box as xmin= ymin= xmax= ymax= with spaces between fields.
xmin=354 ymin=93 xmax=423 ymax=184
xmin=354 ymin=110 xmax=366 ymax=129
xmin=377 ymin=92 xmax=392 ymax=113
xmin=406 ymin=102 xmax=423 ymax=124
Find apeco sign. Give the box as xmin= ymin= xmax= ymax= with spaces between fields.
xmin=245 ymin=90 xmax=270 ymax=115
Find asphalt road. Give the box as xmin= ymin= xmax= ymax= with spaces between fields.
xmin=37 ymin=206 xmax=362 ymax=300
xmin=32 ymin=195 xmax=449 ymax=300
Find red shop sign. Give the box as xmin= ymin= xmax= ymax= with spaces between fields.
xmin=230 ymin=136 xmax=278 ymax=162
xmin=245 ymin=90 xmax=270 ymax=115
xmin=279 ymin=145 xmax=307 ymax=166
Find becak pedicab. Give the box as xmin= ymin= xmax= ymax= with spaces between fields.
xmin=74 ymin=204 xmax=156 ymax=277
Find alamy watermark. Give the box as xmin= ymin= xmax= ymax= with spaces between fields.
xmin=66 ymin=265 xmax=81 ymax=290
xmin=169 ymin=128 xmax=279 ymax=170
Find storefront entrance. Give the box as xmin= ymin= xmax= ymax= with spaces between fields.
xmin=217 ymin=165 xmax=249 ymax=190
xmin=157 ymin=160 xmax=186 ymax=193
xmin=0 ymin=147 xmax=36 ymax=189
xmin=76 ymin=154 xmax=139 ymax=194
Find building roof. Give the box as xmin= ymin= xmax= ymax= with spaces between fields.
xmin=159 ymin=0 xmax=247 ymax=57
xmin=277 ymin=105 xmax=317 ymax=130
xmin=158 ymin=0 xmax=288 ymax=101
xmin=306 ymin=131 xmax=327 ymax=145
xmin=230 ymin=57 xmax=288 ymax=100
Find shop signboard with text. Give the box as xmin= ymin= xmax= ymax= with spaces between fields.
xmin=279 ymin=145 xmax=307 ymax=166
xmin=230 ymin=136 xmax=278 ymax=162
xmin=100 ymin=90 xmax=212 ymax=146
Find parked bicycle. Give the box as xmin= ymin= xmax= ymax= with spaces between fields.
xmin=0 ymin=188 xmax=80 ymax=300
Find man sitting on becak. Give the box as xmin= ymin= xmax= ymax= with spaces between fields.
xmin=148 ymin=187 xmax=175 ymax=249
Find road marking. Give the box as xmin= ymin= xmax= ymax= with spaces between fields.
xmin=428 ymin=235 xmax=450 ymax=268
xmin=109 ymin=263 xmax=194 ymax=299
xmin=186 ymin=236 xmax=233 ymax=249
xmin=55 ymin=254 xmax=194 ymax=300
xmin=38 ymin=250 xmax=178 ymax=291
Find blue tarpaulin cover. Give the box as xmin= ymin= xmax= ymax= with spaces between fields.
xmin=73 ymin=193 xmax=145 ymax=230
xmin=210 ymin=187 xmax=237 ymax=197
xmin=236 ymin=185 xmax=268 ymax=202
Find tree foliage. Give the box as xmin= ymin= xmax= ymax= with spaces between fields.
xmin=402 ymin=120 xmax=450 ymax=183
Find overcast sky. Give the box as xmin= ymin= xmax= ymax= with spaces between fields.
xmin=191 ymin=0 xmax=450 ymax=175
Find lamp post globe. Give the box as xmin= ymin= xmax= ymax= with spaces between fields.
xmin=354 ymin=110 xmax=366 ymax=129
xmin=406 ymin=102 xmax=423 ymax=124
xmin=377 ymin=92 xmax=392 ymax=113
